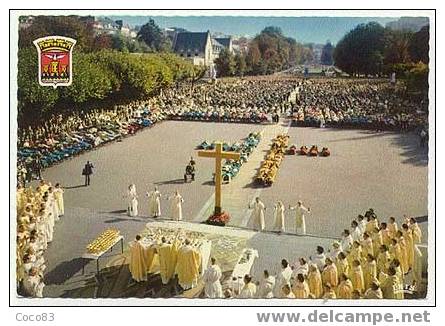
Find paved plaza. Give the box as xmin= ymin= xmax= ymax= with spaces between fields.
xmin=38 ymin=120 xmax=429 ymax=298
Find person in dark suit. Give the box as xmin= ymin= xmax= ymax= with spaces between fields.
xmin=82 ymin=161 xmax=94 ymax=186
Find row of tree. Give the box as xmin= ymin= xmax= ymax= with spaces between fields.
xmin=333 ymin=22 xmax=429 ymax=95
xmin=333 ymin=22 xmax=429 ymax=76
xmin=17 ymin=48 xmax=205 ymax=123
xmin=19 ymin=16 xmax=172 ymax=54
xmin=215 ymin=26 xmax=314 ymax=77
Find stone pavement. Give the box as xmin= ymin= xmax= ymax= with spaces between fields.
xmin=28 ymin=120 xmax=429 ymax=299
xmin=192 ymin=119 xmax=291 ymax=228
xmin=40 ymin=207 xmax=334 ymax=298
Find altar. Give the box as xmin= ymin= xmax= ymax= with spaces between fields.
xmin=129 ymin=227 xmax=212 ymax=287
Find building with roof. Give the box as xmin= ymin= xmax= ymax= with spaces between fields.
xmin=173 ymin=31 xmax=233 ymax=66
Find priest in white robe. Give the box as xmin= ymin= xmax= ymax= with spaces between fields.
xmin=257 ymin=270 xmax=275 ymax=298
xmin=128 ymin=235 xmax=148 ymax=282
xmin=169 ymin=190 xmax=184 ymax=221
xmin=147 ymin=186 xmax=162 ymax=217
xmin=126 ymin=184 xmax=138 ymax=217
xmin=250 ymin=197 xmax=265 ymax=232
xmin=239 ymin=274 xmax=257 ymax=298
xmin=289 ymin=200 xmax=310 ymax=235
xmin=273 ymin=259 xmax=292 ymax=297
xmin=54 ymin=183 xmax=64 ymax=216
xmin=202 ymin=257 xmax=223 ymax=298
xmin=292 ymin=257 xmax=309 ymax=278
xmin=273 ymin=201 xmax=285 ymax=233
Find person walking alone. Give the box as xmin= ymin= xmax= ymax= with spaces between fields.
xmin=82 ymin=161 xmax=94 ymax=186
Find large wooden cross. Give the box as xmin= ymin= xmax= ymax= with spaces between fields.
xmin=198 ymin=142 xmax=241 ymax=215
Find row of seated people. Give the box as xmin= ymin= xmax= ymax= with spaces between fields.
xmin=17 ymin=102 xmax=165 ymax=185
xmin=16 ymin=180 xmax=65 ymax=297
xmin=256 ymin=135 xmax=289 ymax=186
xmin=228 ymin=209 xmax=423 ymax=299
xmin=288 ymin=145 xmax=330 ymax=156
xmin=288 ymin=79 xmax=427 ymax=132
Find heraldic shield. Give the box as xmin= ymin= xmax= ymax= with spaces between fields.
xmin=33 ymin=36 xmax=77 ymax=88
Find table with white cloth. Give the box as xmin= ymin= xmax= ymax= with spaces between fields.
xmin=228 ymin=248 xmax=259 ymax=293
xmin=82 ymin=235 xmax=124 ymax=275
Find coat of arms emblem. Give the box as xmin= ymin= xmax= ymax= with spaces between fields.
xmin=33 ymin=36 xmax=76 ymax=88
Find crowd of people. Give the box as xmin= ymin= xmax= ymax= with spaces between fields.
xmin=160 ymin=79 xmax=293 ymax=123
xmin=17 ymin=77 xmax=428 ymax=185
xmin=202 ymin=209 xmax=423 ymax=300
xmin=16 ymin=180 xmax=64 ymax=297
xmin=289 ymin=79 xmax=428 ymax=132
xmin=17 ymin=102 xmax=166 ymax=186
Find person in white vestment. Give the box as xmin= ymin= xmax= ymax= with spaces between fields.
xmin=147 ymin=186 xmax=162 ymax=217
xmin=202 ymin=257 xmax=223 ymax=298
xmin=126 ymin=184 xmax=138 ymax=217
xmin=129 ymin=235 xmax=148 ymax=282
xmin=289 ymin=201 xmax=310 ymax=235
xmin=239 ymin=274 xmax=257 ymax=298
xmin=340 ymin=229 xmax=353 ymax=252
xmin=351 ymin=220 xmax=362 ymax=242
xmin=257 ymin=270 xmax=275 ymax=298
xmin=44 ymin=210 xmax=54 ymax=243
xmin=328 ymin=242 xmax=342 ymax=260
xmin=54 ymin=183 xmax=65 ymax=216
xmin=21 ymin=268 xmax=44 ymax=298
xmin=273 ymin=201 xmax=285 ymax=233
xmin=273 ymin=259 xmax=292 ymax=297
xmin=169 ymin=190 xmax=184 ymax=221
xmin=47 ymin=187 xmax=59 ymax=222
xmin=357 ymin=215 xmax=367 ymax=234
xmin=292 ymin=257 xmax=309 ymax=278
xmin=250 ymin=197 xmax=265 ymax=232
xmin=310 ymin=246 xmax=326 ymax=271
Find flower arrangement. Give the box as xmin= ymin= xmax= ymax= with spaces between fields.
xmin=206 ymin=211 xmax=231 ymax=226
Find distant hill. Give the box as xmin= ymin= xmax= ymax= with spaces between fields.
xmin=386 ymin=17 xmax=429 ymax=32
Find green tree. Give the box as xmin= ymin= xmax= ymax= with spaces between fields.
xmin=137 ymin=19 xmax=171 ymax=52
xmin=383 ymin=29 xmax=412 ymax=66
xmin=18 ymin=15 xmax=95 ymax=51
xmin=214 ymin=48 xmax=236 ymax=77
xmin=320 ymin=41 xmax=334 ymax=65
xmin=111 ymin=34 xmax=129 ymax=53
xmin=333 ymin=22 xmax=386 ymax=75
xmin=409 ymin=25 xmax=429 ymax=64
xmin=234 ymin=52 xmax=247 ymax=76
xmin=59 ymin=52 xmax=117 ymax=104
xmin=17 ymin=47 xmax=59 ymax=119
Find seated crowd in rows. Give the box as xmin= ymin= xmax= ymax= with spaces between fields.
xmin=290 ymin=79 xmax=428 ymax=131
xmin=17 ymin=102 xmax=165 ymax=185
xmin=222 ymin=209 xmax=423 ymax=299
xmin=16 ymin=180 xmax=64 ymax=297
xmin=160 ymin=79 xmax=294 ymax=123
xmin=17 ymin=77 xmax=427 ymax=185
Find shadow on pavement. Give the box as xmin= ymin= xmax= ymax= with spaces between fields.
xmin=65 ymin=184 xmax=87 ymax=189
xmin=155 ymin=178 xmax=185 ymax=185
xmin=108 ymin=209 xmax=127 ymax=214
xmin=44 ymin=258 xmax=89 ymax=285
xmin=104 ymin=216 xmax=148 ymax=224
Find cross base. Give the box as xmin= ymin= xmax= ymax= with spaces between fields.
xmin=214 ymin=206 xmax=222 ymax=215
xmin=205 ymin=209 xmax=231 ymax=227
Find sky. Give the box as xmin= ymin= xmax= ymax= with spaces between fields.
xmin=107 ymin=16 xmax=398 ymax=44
